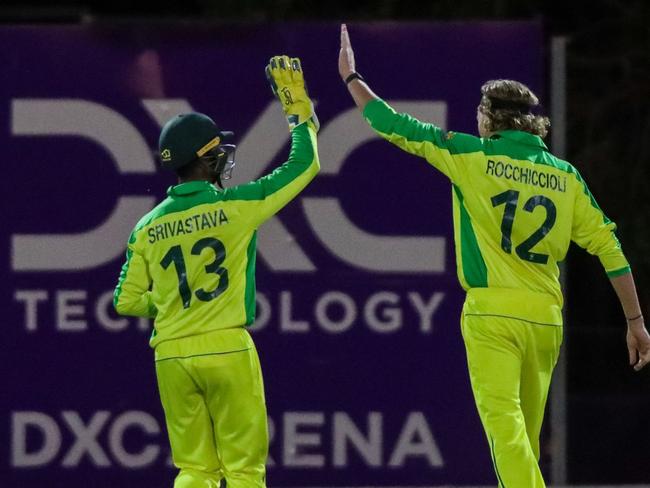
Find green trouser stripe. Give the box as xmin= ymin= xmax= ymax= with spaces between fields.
xmin=490 ymin=435 xmax=506 ymax=488
xmin=113 ymin=247 xmax=133 ymax=308
xmin=453 ymin=185 xmax=488 ymax=287
xmin=244 ymin=231 xmax=258 ymax=325
xmin=607 ymin=265 xmax=631 ymax=278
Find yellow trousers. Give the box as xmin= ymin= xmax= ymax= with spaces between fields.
xmin=155 ymin=343 xmax=268 ymax=488
xmin=462 ymin=313 xmax=562 ymax=488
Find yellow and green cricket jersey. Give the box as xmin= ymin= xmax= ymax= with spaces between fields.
xmin=114 ymin=123 xmax=319 ymax=359
xmin=364 ymin=99 xmax=629 ymax=325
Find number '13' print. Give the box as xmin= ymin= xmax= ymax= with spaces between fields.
xmin=160 ymin=237 xmax=229 ymax=309
xmin=491 ymin=190 xmax=557 ymax=265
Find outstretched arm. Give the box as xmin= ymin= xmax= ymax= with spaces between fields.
xmin=609 ymin=272 xmax=650 ymax=371
xmin=226 ymin=55 xmax=319 ymax=228
xmin=338 ymin=24 xmax=479 ymax=184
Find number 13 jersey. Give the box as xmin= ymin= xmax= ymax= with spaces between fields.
xmin=113 ymin=123 xmax=319 ymax=355
xmin=364 ymin=99 xmax=629 ymax=325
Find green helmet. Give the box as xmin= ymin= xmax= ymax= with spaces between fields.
xmin=158 ymin=112 xmax=234 ymax=171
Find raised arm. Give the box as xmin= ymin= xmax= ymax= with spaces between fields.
xmin=338 ymin=24 xmax=479 ymax=185
xmin=228 ymin=122 xmax=318 ymax=227
xmin=224 ymin=55 xmax=319 ymax=227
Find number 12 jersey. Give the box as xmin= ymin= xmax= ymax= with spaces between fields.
xmin=364 ymin=99 xmax=629 ymax=325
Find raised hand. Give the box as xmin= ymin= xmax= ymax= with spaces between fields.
xmin=339 ymin=23 xmax=356 ymax=82
xmin=265 ymin=55 xmax=319 ymax=131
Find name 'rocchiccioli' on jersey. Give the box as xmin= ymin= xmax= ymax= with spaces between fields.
xmin=485 ymin=159 xmax=567 ymax=193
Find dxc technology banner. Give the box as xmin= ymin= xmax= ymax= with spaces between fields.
xmin=0 ymin=22 xmax=543 ymax=487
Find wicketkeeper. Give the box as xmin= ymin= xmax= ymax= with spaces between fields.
xmin=113 ymin=55 xmax=319 ymax=488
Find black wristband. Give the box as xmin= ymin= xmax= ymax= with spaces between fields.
xmin=626 ymin=313 xmax=643 ymax=322
xmin=345 ymin=72 xmax=364 ymax=85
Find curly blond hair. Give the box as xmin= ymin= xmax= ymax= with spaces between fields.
xmin=478 ymin=79 xmax=550 ymax=138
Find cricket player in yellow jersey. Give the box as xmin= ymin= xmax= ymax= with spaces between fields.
xmin=113 ymin=56 xmax=319 ymax=488
xmin=339 ymin=24 xmax=650 ymax=487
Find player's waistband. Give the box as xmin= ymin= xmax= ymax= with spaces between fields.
xmin=463 ymin=287 xmax=563 ymax=326
xmin=153 ymin=326 xmax=254 ymax=361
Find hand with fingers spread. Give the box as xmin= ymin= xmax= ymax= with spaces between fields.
xmin=265 ymin=55 xmax=319 ymax=132
xmin=627 ymin=319 xmax=650 ymax=371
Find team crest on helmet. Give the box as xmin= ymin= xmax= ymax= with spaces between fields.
xmin=161 ymin=149 xmax=172 ymax=161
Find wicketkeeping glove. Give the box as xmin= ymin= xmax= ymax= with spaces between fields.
xmin=265 ymin=55 xmax=319 ymax=132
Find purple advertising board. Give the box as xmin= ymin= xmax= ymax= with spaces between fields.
xmin=0 ymin=22 xmax=543 ymax=487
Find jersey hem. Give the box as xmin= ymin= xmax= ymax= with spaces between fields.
xmin=154 ymin=348 xmax=251 ymax=362
xmin=463 ymin=313 xmax=563 ymax=327
xmin=463 ymin=287 xmax=563 ymax=326
xmin=153 ymin=326 xmax=254 ymax=361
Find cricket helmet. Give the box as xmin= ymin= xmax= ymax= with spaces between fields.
xmin=158 ymin=112 xmax=234 ymax=171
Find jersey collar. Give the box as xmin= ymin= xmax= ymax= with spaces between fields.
xmin=493 ymin=130 xmax=548 ymax=151
xmin=167 ymin=180 xmax=215 ymax=196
